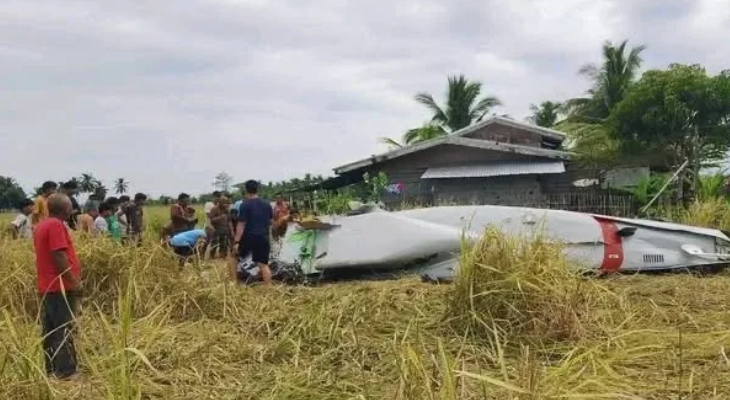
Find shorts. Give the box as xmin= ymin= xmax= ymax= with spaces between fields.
xmin=173 ymin=245 xmax=194 ymax=257
xmin=238 ymin=234 xmax=270 ymax=265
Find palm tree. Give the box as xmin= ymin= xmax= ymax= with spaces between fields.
xmin=527 ymin=101 xmax=563 ymax=128
xmin=379 ymin=122 xmax=447 ymax=149
xmin=95 ymin=184 xmax=108 ymax=199
xmin=415 ymin=75 xmax=501 ymax=133
xmin=114 ymin=178 xmax=129 ymax=194
xmin=565 ymin=40 xmax=646 ymax=121
xmin=79 ymin=173 xmax=97 ymax=193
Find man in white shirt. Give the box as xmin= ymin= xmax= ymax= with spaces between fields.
xmin=10 ymin=199 xmax=34 ymax=239
xmin=94 ymin=202 xmax=112 ymax=235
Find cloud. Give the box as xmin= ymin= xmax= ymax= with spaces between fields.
xmin=1 ymin=0 xmax=729 ymax=196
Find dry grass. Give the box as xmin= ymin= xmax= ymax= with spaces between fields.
xmin=2 ymin=205 xmax=730 ymax=399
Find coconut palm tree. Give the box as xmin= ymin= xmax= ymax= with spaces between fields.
xmin=415 ymin=75 xmax=501 ymax=133
xmin=78 ymin=173 xmax=97 ymax=193
xmin=527 ymin=101 xmax=563 ymax=128
xmin=565 ymin=40 xmax=646 ymax=121
xmin=379 ymin=123 xmax=447 ymax=149
xmin=114 ymin=178 xmax=129 ymax=194
xmin=378 ymin=75 xmax=500 ymax=149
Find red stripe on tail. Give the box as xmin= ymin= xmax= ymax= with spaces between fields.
xmin=595 ymin=218 xmax=624 ymax=272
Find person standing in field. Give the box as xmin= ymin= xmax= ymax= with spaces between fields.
xmin=32 ymin=181 xmax=59 ymax=228
xmin=201 ymin=191 xmax=222 ymax=257
xmin=83 ymin=189 xmax=103 ymax=219
xmin=9 ymin=198 xmax=34 ymax=239
xmin=123 ymin=193 xmax=147 ymax=246
xmin=233 ymin=180 xmax=274 ymax=285
xmin=272 ymin=193 xmax=291 ymax=239
xmin=204 ymin=191 xmax=222 ymax=226
xmin=33 ymin=193 xmax=81 ymax=380
xmin=208 ymin=196 xmax=233 ymax=259
xmin=170 ymin=193 xmax=198 ymax=235
xmin=76 ymin=203 xmax=99 ymax=235
xmin=100 ymin=198 xmax=123 ymax=242
xmin=94 ymin=202 xmax=112 ymax=235
xmin=60 ymin=181 xmax=81 ymax=230
xmin=116 ymin=195 xmax=131 ymax=240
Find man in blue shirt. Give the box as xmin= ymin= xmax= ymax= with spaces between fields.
xmin=170 ymin=227 xmax=213 ymax=266
xmin=233 ymin=180 xmax=274 ymax=285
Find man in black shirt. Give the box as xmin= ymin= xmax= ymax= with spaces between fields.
xmin=61 ymin=181 xmax=81 ymax=230
xmin=233 ymin=180 xmax=274 ymax=285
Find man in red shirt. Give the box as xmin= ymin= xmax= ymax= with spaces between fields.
xmin=33 ymin=193 xmax=82 ymax=379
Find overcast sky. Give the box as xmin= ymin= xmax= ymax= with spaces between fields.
xmin=1 ymin=0 xmax=729 ymax=196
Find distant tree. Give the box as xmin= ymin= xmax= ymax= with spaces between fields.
xmin=527 ymin=101 xmax=563 ymax=127
xmin=565 ymin=40 xmax=646 ymax=122
xmin=0 ymin=176 xmax=27 ymax=210
xmin=95 ymin=184 xmax=108 ymax=200
xmin=114 ymin=178 xmax=129 ymax=194
xmin=611 ymin=64 xmax=730 ymax=202
xmin=213 ymin=172 xmax=233 ymax=192
xmin=79 ymin=173 xmax=97 ymax=193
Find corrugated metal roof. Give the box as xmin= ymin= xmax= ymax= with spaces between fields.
xmin=421 ymin=161 xmax=565 ymax=179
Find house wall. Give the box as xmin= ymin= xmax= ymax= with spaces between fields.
xmin=364 ymin=144 xmax=547 ymax=194
xmin=428 ymin=175 xmax=543 ymax=205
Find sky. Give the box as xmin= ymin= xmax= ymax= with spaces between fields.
xmin=1 ymin=0 xmax=729 ymax=197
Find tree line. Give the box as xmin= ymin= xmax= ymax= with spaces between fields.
xmin=0 ymin=173 xmax=134 ymax=210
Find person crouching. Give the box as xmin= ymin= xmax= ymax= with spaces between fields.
xmin=170 ymin=227 xmax=214 ymax=266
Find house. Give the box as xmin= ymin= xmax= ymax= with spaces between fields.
xmin=302 ymin=117 xmax=642 ymax=213
xmin=329 ymin=117 xmax=589 ymax=204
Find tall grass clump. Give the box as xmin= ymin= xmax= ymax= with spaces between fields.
xmin=663 ymin=197 xmax=730 ymax=229
xmin=449 ymin=227 xmax=601 ymax=342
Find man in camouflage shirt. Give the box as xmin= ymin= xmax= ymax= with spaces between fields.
xmin=123 ymin=193 xmax=147 ymax=246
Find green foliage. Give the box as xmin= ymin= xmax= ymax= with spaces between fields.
xmin=415 ymin=75 xmax=501 ymax=133
xmin=555 ymin=121 xmax=620 ymax=170
xmin=630 ymin=174 xmax=669 ymax=207
xmin=566 ymin=40 xmax=645 ymax=122
xmin=612 ymin=64 xmax=730 ymax=162
xmin=362 ymin=171 xmax=390 ymax=202
xmin=317 ymin=189 xmax=356 ymax=215
xmin=611 ymin=64 xmax=730 ymax=200
xmin=697 ymin=171 xmax=728 ymax=201
xmin=79 ymin=173 xmax=101 ymax=193
xmin=380 ymin=75 xmax=501 ymax=148
xmin=527 ymin=101 xmax=563 ymax=127
xmin=0 ymin=176 xmax=26 ymax=210
xmin=380 ymin=122 xmax=447 ymax=148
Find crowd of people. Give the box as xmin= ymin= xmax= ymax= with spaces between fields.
xmin=8 ymin=178 xmax=291 ymax=380
xmin=8 ymin=180 xmax=147 ymax=244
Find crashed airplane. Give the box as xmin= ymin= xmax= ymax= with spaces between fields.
xmin=236 ymin=204 xmax=730 ymax=284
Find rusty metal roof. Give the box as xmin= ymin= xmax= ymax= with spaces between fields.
xmin=421 ymin=160 xmax=565 ymax=179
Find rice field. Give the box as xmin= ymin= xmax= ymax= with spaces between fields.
xmin=2 ymin=204 xmax=730 ymax=399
